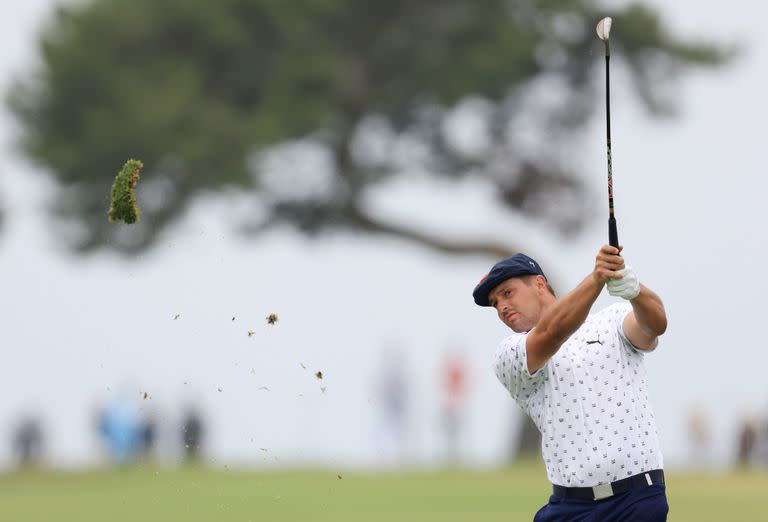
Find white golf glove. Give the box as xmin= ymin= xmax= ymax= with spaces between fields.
xmin=607 ymin=266 xmax=640 ymax=300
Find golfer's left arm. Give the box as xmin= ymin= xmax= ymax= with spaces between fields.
xmin=623 ymin=284 xmax=667 ymax=351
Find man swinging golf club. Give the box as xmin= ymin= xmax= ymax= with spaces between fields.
xmin=475 ymin=247 xmax=668 ymax=520
xmin=472 ymin=18 xmax=669 ymax=522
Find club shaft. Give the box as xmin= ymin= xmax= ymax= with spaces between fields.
xmin=604 ymin=47 xmax=619 ymax=248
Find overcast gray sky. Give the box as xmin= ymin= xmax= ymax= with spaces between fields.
xmin=1 ymin=0 xmax=766 ymax=470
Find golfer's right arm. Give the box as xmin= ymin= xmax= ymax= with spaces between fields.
xmin=525 ymin=245 xmax=624 ymax=373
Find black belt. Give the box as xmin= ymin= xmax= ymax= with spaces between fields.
xmin=552 ymin=469 xmax=665 ymax=501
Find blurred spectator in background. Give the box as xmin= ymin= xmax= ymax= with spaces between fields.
xmin=736 ymin=417 xmax=758 ymax=468
xmin=509 ymin=415 xmax=543 ymax=464
xmin=375 ymin=344 xmax=410 ymax=466
xmin=97 ymin=393 xmax=144 ymax=464
xmin=757 ymin=415 xmax=768 ymax=467
xmin=139 ymin=413 xmax=156 ymax=460
xmin=440 ymin=347 xmax=469 ymax=464
xmin=685 ymin=404 xmax=711 ymax=469
xmin=181 ymin=407 xmax=204 ymax=462
xmin=762 ymin=413 xmax=768 ymax=466
xmin=12 ymin=415 xmax=44 ymax=468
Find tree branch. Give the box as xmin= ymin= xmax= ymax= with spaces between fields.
xmin=345 ymin=202 xmax=517 ymax=259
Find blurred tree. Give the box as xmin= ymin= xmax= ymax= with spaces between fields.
xmin=7 ymin=0 xmax=727 ymax=255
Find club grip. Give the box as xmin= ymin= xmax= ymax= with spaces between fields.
xmin=608 ymin=216 xmax=619 ymax=248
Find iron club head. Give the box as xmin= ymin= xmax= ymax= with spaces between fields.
xmin=596 ymin=17 xmax=612 ymax=41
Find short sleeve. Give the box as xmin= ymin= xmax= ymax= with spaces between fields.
xmin=494 ymin=333 xmax=546 ymax=404
xmin=605 ymin=302 xmax=645 ymax=355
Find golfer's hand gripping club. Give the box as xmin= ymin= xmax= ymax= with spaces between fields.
xmin=607 ymin=266 xmax=640 ymax=300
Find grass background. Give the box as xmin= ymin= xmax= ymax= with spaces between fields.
xmin=1 ymin=460 xmax=766 ymax=521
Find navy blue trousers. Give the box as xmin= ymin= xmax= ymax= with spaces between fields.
xmin=533 ymin=484 xmax=668 ymax=522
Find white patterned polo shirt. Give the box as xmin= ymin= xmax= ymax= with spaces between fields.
xmin=494 ymin=302 xmax=663 ymax=487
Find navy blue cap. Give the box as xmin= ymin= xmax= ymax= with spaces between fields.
xmin=472 ymin=253 xmax=546 ymax=306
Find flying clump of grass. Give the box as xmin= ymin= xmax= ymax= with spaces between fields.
xmin=107 ymin=159 xmax=143 ymax=224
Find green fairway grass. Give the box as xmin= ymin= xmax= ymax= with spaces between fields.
xmin=0 ymin=461 xmax=766 ymax=521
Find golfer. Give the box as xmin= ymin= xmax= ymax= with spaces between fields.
xmin=474 ymin=245 xmax=669 ymax=521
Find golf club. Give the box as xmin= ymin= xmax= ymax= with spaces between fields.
xmin=596 ymin=17 xmax=619 ymax=249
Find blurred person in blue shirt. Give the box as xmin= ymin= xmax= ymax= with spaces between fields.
xmin=98 ymin=393 xmax=144 ymax=463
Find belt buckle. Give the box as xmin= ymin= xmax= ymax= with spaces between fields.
xmin=592 ymin=483 xmax=614 ymax=500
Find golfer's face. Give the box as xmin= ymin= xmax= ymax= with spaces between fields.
xmin=489 ymin=277 xmax=541 ymax=333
